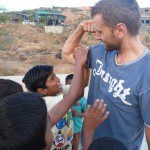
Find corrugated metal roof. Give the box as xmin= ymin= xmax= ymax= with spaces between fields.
xmin=36 ymin=11 xmax=66 ymax=18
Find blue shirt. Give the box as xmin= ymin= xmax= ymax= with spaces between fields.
xmin=87 ymin=43 xmax=150 ymax=150
xmin=72 ymin=97 xmax=87 ymax=133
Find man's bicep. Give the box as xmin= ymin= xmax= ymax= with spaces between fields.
xmin=139 ymin=89 xmax=150 ymax=127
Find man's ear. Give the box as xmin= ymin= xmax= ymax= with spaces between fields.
xmin=37 ymin=88 xmax=47 ymax=95
xmin=113 ymin=23 xmax=127 ymax=38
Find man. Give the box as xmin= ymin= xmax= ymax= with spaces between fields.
xmin=62 ymin=0 xmax=150 ymax=149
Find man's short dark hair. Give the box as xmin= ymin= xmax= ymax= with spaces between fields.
xmin=0 ymin=92 xmax=47 ymax=150
xmin=0 ymin=79 xmax=23 ymax=99
xmin=91 ymin=0 xmax=141 ymax=36
xmin=65 ymin=74 xmax=74 ymax=84
xmin=89 ymin=137 xmax=127 ymax=150
xmin=22 ymin=65 xmax=53 ymax=92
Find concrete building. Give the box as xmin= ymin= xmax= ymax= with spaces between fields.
xmin=141 ymin=8 xmax=150 ymax=26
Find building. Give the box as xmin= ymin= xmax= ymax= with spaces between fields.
xmin=35 ymin=11 xmax=66 ymax=26
xmin=141 ymin=8 xmax=150 ymax=26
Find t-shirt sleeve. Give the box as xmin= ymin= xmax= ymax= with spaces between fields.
xmin=139 ymin=67 xmax=150 ymax=127
xmin=139 ymin=89 xmax=150 ymax=127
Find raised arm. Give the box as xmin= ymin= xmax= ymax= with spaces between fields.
xmin=48 ymin=48 xmax=89 ymax=126
xmin=62 ymin=20 xmax=95 ymax=63
xmin=62 ymin=20 xmax=95 ymax=87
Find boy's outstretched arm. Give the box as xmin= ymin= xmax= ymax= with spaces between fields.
xmin=83 ymin=100 xmax=110 ymax=150
xmin=48 ymin=48 xmax=89 ymax=127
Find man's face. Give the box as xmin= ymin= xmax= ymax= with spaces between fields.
xmin=93 ymin=14 xmax=121 ymax=51
xmin=45 ymin=72 xmax=62 ymax=96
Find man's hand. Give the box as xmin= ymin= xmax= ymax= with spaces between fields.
xmin=78 ymin=20 xmax=95 ymax=33
xmin=73 ymin=46 xmax=89 ymax=66
xmin=84 ymin=99 xmax=109 ymax=132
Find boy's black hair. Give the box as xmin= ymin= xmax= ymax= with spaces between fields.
xmin=0 ymin=92 xmax=47 ymax=150
xmin=89 ymin=137 xmax=127 ymax=150
xmin=65 ymin=74 xmax=74 ymax=84
xmin=22 ymin=65 xmax=53 ymax=92
xmin=0 ymin=79 xmax=23 ymax=99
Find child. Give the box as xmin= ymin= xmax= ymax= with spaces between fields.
xmin=65 ymin=74 xmax=87 ymax=150
xmin=88 ymin=137 xmax=127 ymax=150
xmin=0 ymin=93 xmax=109 ymax=150
xmin=22 ymin=65 xmax=73 ymax=150
xmin=0 ymin=79 xmax=23 ymax=98
xmin=0 ymin=48 xmax=110 ymax=149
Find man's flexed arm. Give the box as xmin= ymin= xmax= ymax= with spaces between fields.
xmin=62 ymin=20 xmax=95 ymax=64
xmin=62 ymin=20 xmax=94 ymax=87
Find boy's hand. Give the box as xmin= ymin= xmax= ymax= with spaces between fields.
xmin=72 ymin=109 xmax=85 ymax=117
xmin=74 ymin=102 xmax=79 ymax=106
xmin=83 ymin=99 xmax=110 ymax=133
xmin=73 ymin=46 xmax=89 ymax=66
xmin=71 ymin=109 xmax=77 ymax=117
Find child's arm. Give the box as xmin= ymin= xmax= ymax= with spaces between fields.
xmin=48 ymin=48 xmax=89 ymax=127
xmin=83 ymin=100 xmax=110 ymax=150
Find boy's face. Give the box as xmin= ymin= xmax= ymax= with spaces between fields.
xmin=45 ymin=72 xmax=62 ymax=96
xmin=66 ymin=79 xmax=72 ymax=85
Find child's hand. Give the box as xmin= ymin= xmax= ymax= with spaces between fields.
xmin=74 ymin=102 xmax=79 ymax=106
xmin=71 ymin=109 xmax=77 ymax=117
xmin=72 ymin=108 xmax=85 ymax=117
xmin=83 ymin=99 xmax=110 ymax=132
xmin=73 ymin=46 xmax=89 ymax=66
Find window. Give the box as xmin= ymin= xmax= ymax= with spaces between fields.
xmin=145 ymin=9 xmax=149 ymax=12
xmin=141 ymin=20 xmax=144 ymax=24
xmin=145 ymin=20 xmax=150 ymax=24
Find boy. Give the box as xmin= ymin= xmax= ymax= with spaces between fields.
xmin=65 ymin=74 xmax=87 ymax=150
xmin=0 ymin=48 xmax=109 ymax=149
xmin=22 ymin=65 xmax=74 ymax=150
xmin=0 ymin=79 xmax=23 ymax=98
xmin=0 ymin=93 xmax=109 ymax=150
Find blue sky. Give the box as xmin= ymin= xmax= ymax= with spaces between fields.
xmin=0 ymin=0 xmax=150 ymax=11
